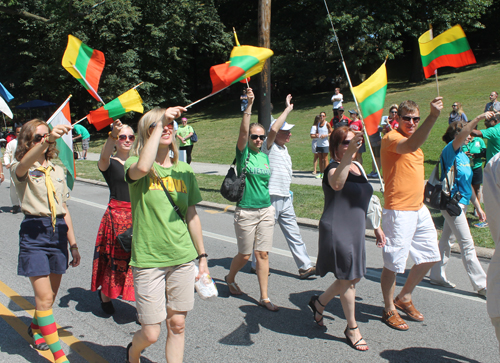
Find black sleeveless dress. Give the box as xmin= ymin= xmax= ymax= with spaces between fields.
xmin=316 ymin=161 xmax=373 ymax=280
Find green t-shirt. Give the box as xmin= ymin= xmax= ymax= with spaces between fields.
xmin=481 ymin=124 xmax=500 ymax=163
xmin=177 ymin=125 xmax=194 ymax=147
xmin=236 ymin=145 xmax=271 ymax=209
xmin=462 ymin=137 xmax=485 ymax=169
xmin=124 ymin=157 xmax=202 ymax=268
xmin=73 ymin=124 xmax=90 ymax=140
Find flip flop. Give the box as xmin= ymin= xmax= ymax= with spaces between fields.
xmin=224 ymin=275 xmax=243 ymax=295
xmin=259 ymin=298 xmax=279 ymax=312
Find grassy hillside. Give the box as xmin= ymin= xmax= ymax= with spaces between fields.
xmin=186 ymin=60 xmax=500 ymax=177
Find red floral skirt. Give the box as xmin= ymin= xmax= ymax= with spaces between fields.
xmin=91 ymin=199 xmax=135 ymax=301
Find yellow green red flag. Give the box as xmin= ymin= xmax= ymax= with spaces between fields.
xmin=351 ymin=63 xmax=387 ymax=136
xmin=62 ymin=35 xmax=105 ymax=102
xmin=418 ymin=25 xmax=476 ymax=79
xmin=87 ymin=88 xmax=143 ymax=130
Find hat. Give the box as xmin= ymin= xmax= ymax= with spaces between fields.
xmin=269 ymin=120 xmax=295 ymax=132
xmin=337 ymin=106 xmax=344 ymax=111
xmin=348 ymin=109 xmax=357 ymax=114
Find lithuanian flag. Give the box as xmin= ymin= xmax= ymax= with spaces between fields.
xmin=351 ymin=63 xmax=387 ymax=136
xmin=62 ymin=35 xmax=105 ymax=102
xmin=418 ymin=25 xmax=476 ymax=79
xmin=87 ymin=88 xmax=143 ymax=131
xmin=210 ymin=45 xmax=273 ymax=94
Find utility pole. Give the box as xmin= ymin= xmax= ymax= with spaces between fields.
xmin=258 ymin=0 xmax=271 ymax=131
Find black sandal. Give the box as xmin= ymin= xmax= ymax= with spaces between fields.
xmin=98 ymin=290 xmax=115 ymax=315
xmin=344 ymin=325 xmax=369 ymax=351
xmin=27 ymin=325 xmax=49 ymax=351
xmin=308 ymin=295 xmax=325 ymax=326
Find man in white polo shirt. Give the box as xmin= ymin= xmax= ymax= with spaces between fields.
xmin=251 ymin=94 xmax=315 ymax=279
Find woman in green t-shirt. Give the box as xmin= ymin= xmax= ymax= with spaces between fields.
xmin=124 ymin=107 xmax=210 ymax=363
xmin=224 ymin=88 xmax=278 ymax=312
xmin=176 ymin=117 xmax=194 ymax=164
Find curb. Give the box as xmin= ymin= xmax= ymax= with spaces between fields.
xmin=75 ymin=177 xmax=493 ymax=260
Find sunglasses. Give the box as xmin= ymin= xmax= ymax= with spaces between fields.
xmin=34 ymin=133 xmax=49 ymax=143
xmin=390 ymin=110 xmax=398 ymax=114
xmin=401 ymin=116 xmax=421 ymax=123
xmin=118 ymin=134 xmax=135 ymax=141
xmin=149 ymin=122 xmax=174 ymax=130
xmin=452 ymin=104 xmax=458 ymax=107
xmin=342 ymin=139 xmax=353 ymax=145
xmin=250 ymin=134 xmax=266 ymax=140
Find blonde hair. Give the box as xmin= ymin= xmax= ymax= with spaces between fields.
xmin=113 ymin=124 xmax=134 ymax=155
xmin=132 ymin=108 xmax=179 ymax=175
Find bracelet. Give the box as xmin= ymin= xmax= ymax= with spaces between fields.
xmin=244 ymin=112 xmax=252 ymax=115
xmin=46 ymin=140 xmax=56 ymax=145
xmin=70 ymin=246 xmax=78 ymax=250
xmin=108 ymin=131 xmax=118 ymax=140
xmin=196 ymin=253 xmax=208 ymax=260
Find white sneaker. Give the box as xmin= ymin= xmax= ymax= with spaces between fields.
xmin=429 ymin=279 xmax=456 ymax=288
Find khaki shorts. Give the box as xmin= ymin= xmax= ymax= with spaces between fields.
xmin=133 ymin=262 xmax=195 ymax=325
xmin=234 ymin=205 xmax=275 ymax=254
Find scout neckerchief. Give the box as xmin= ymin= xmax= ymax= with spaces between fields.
xmin=36 ymin=164 xmax=58 ymax=230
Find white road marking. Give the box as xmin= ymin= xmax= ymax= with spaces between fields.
xmin=70 ymin=197 xmax=487 ymax=304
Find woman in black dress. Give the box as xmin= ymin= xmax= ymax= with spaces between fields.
xmin=91 ymin=120 xmax=135 ymax=313
xmin=308 ymin=126 xmax=385 ymax=351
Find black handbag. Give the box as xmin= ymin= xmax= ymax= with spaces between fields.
xmin=424 ymin=157 xmax=461 ymax=216
xmin=220 ymin=153 xmax=250 ymax=203
xmin=109 ymin=210 xmax=133 ymax=253
xmin=190 ymin=129 xmax=198 ymax=143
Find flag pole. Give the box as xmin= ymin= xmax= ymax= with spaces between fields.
xmin=429 ymin=24 xmax=440 ymax=96
xmin=184 ymin=87 xmax=228 ymax=109
xmin=323 ymin=0 xmax=384 ymax=191
xmin=47 ymin=95 xmax=72 ymax=125
xmin=72 ymin=115 xmax=87 ymax=126
xmin=132 ymin=82 xmax=144 ymax=89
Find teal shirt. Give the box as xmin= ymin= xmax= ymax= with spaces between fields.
xmin=236 ymin=145 xmax=271 ymax=209
xmin=481 ymin=123 xmax=500 ymax=163
xmin=73 ymin=124 xmax=90 ymax=140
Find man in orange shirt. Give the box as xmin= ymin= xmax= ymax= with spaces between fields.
xmin=380 ymin=97 xmax=443 ymax=331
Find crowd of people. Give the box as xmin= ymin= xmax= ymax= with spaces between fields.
xmin=2 ymin=86 xmax=500 ymax=362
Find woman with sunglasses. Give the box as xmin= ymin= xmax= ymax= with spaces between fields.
xmin=224 ymin=87 xmax=278 ymax=311
xmin=309 ymin=126 xmax=385 ymax=351
xmin=448 ymin=102 xmax=468 ymax=124
xmin=429 ymin=114 xmax=493 ymax=296
xmin=124 ymin=107 xmax=209 ymax=363
xmin=11 ymin=119 xmax=80 ymax=362
xmin=91 ymin=120 xmax=136 ymax=315
xmin=380 ymin=104 xmax=399 ymax=135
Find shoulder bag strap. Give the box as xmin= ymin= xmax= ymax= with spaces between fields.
xmin=153 ymin=170 xmax=185 ymax=223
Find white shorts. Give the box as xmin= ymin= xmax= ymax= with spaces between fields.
xmin=382 ymin=206 xmax=440 ymax=273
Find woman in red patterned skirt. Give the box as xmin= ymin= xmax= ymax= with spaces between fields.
xmin=91 ymin=120 xmax=135 ymax=314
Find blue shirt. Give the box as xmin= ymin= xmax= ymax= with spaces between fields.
xmin=440 ymin=141 xmax=472 ymax=205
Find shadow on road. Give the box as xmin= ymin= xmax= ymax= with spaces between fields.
xmin=380 ymin=347 xmax=482 ymax=362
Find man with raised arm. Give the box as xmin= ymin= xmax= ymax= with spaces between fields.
xmin=251 ymin=94 xmax=316 ymax=279
xmin=380 ymin=97 xmax=444 ymax=331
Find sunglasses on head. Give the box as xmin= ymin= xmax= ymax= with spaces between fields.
xmin=34 ymin=133 xmax=49 ymax=143
xmin=118 ymin=134 xmax=135 ymax=141
xmin=401 ymin=116 xmax=420 ymax=123
xmin=250 ymin=134 xmax=266 ymax=140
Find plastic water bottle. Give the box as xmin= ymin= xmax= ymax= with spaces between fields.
xmin=194 ymin=265 xmax=218 ymax=300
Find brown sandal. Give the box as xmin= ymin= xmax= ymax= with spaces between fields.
xmin=382 ymin=309 xmax=409 ymax=331
xmin=394 ymin=296 xmax=424 ymax=322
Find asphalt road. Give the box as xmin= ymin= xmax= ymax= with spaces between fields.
xmin=0 ymin=171 xmax=498 ymax=363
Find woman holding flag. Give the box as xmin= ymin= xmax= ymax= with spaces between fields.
xmin=124 ymin=106 xmax=209 ymax=363
xmin=11 ymin=119 xmax=80 ymax=363
xmin=91 ymin=119 xmax=135 ymax=314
